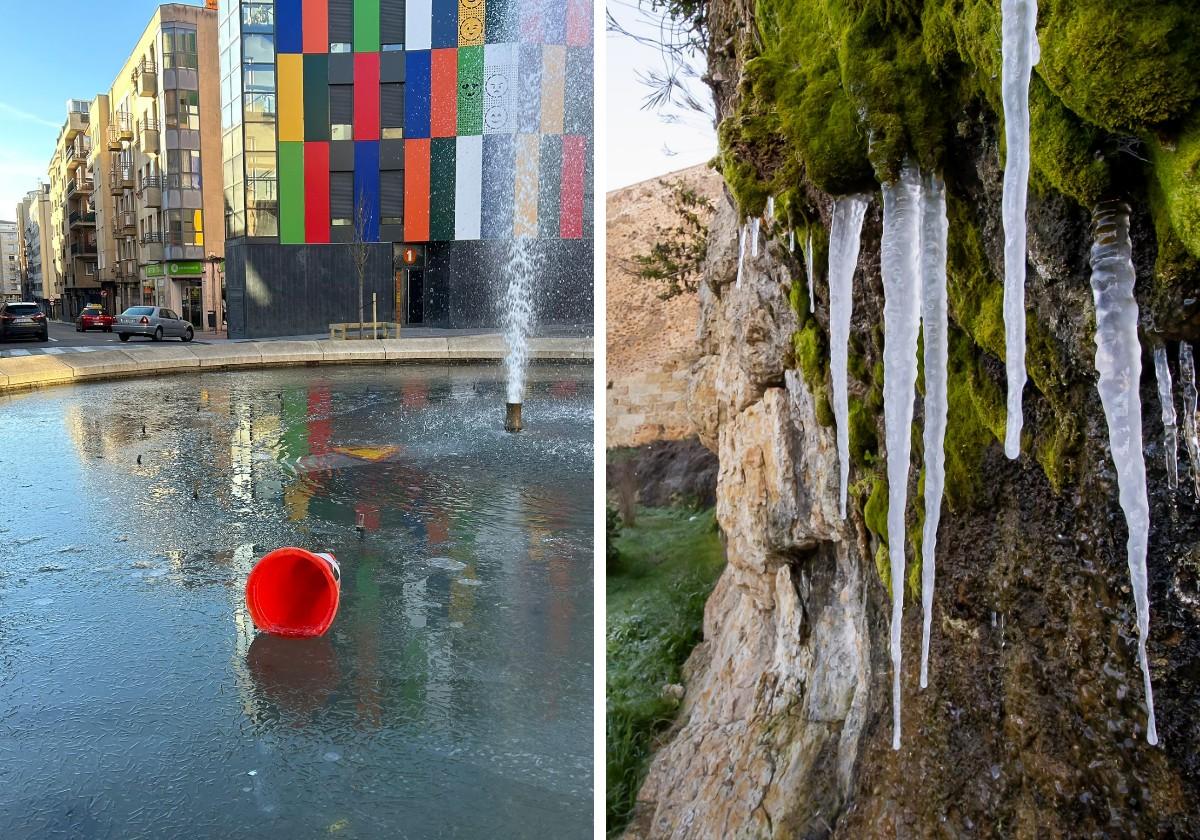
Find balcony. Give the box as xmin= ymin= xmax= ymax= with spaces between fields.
xmin=140 ymin=175 xmax=162 ymax=208
xmin=140 ymin=232 xmax=164 ymax=262
xmin=77 ymin=178 xmax=94 ymax=194
xmin=134 ymin=60 xmax=157 ymax=97
xmin=107 ymin=126 xmax=123 ymax=151
xmin=68 ymin=211 xmax=96 ymax=229
xmin=64 ymin=110 xmax=89 ymax=140
xmin=70 ymin=242 xmax=97 ymax=257
xmin=138 ymin=118 xmax=160 ymax=155
xmin=115 ymin=112 xmax=133 ymax=142
xmin=110 ymin=167 xmax=134 ymax=195
xmin=121 ymin=258 xmax=137 ymax=279
xmin=66 ymin=147 xmax=88 ymax=173
xmin=121 ymin=212 xmax=137 ymax=237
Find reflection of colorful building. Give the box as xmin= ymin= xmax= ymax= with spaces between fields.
xmin=216 ymin=0 xmax=593 ymax=337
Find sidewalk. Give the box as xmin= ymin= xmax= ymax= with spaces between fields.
xmin=0 ymin=333 xmax=593 ymax=395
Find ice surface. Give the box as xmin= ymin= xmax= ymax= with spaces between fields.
xmin=919 ymin=173 xmax=949 ymax=690
xmin=1088 ymin=202 xmax=1157 ymax=745
xmin=736 ymin=223 xmax=747 ymax=288
xmin=1000 ymin=0 xmax=1039 ymax=459
xmin=750 ymin=216 xmax=761 ymax=258
xmin=828 ymin=195 xmax=869 ymax=519
xmin=881 ymin=164 xmax=923 ymax=749
xmin=1180 ymin=342 xmax=1200 ymax=497
xmin=1152 ymin=340 xmax=1179 ymax=492
xmin=805 ymin=229 xmax=816 ymax=314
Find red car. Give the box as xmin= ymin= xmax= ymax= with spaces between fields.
xmin=76 ymin=305 xmax=115 ymax=332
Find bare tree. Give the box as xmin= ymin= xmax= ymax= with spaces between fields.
xmin=349 ymin=189 xmax=374 ymax=339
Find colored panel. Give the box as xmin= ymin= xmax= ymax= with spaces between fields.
xmin=354 ymin=53 xmax=381 ymax=139
xmin=277 ymin=0 xmax=304 ymax=53
xmin=354 ymin=141 xmax=381 ymax=241
xmin=564 ymin=47 xmax=592 ymax=134
xmin=303 ymin=0 xmax=328 ymax=53
xmin=540 ymin=45 xmax=565 ymax=135
xmin=304 ymin=54 xmax=330 ymax=141
xmin=566 ymin=0 xmax=591 ymax=46
xmin=429 ymin=137 xmax=457 ymax=241
xmin=278 ymin=54 xmax=305 ymax=142
xmin=432 ymin=0 xmax=458 ymax=49
xmin=430 ymin=49 xmax=458 ymax=138
xmin=559 ymin=134 xmax=584 ymax=239
xmin=354 ymin=0 xmax=381 ymax=52
xmin=305 ymin=141 xmax=331 ymax=243
xmin=279 ymin=142 xmax=306 ymax=244
xmin=406 ymin=0 xmax=432 ymax=51
xmin=484 ymin=0 xmax=514 ymax=43
xmin=483 ymin=43 xmax=518 ymax=134
xmin=404 ymin=139 xmax=431 ymax=241
xmin=542 ymin=0 xmax=565 ymax=44
xmin=513 ymin=133 xmax=539 ymax=238
xmin=458 ymin=0 xmax=484 ymax=46
xmin=454 ymin=135 xmax=483 ymax=240
xmin=405 ymin=51 xmax=432 ymax=139
xmin=517 ymin=44 xmax=541 ymax=134
xmin=457 ymin=47 xmax=484 ymax=134
xmin=520 ymin=0 xmax=542 ymax=42
xmin=537 ymin=134 xmax=561 ymax=237
xmin=480 ymin=134 xmax=514 ymax=239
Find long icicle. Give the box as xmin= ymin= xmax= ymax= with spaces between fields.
xmin=881 ymin=164 xmax=923 ymax=750
xmin=1000 ymin=0 xmax=1039 ymax=459
xmin=1089 ymin=201 xmax=1156 ymax=745
xmin=1152 ymin=340 xmax=1179 ymax=492
xmin=828 ymin=195 xmax=869 ymax=519
xmin=750 ymin=216 xmax=761 ymax=258
xmin=1181 ymin=342 xmax=1200 ymax=497
xmin=919 ymin=173 xmax=949 ymax=690
xmin=805 ymin=228 xmax=816 ymax=313
xmin=735 ymin=222 xmax=746 ymax=288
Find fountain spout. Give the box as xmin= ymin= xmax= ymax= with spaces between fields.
xmin=505 ymin=402 xmax=523 ymax=433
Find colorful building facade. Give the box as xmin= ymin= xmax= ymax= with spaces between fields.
xmin=218 ymin=0 xmax=593 ymax=337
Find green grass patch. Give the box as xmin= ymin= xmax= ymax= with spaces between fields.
xmin=606 ymin=507 xmax=726 ymax=835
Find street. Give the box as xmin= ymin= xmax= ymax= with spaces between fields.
xmin=0 ymin=319 xmax=214 ymax=357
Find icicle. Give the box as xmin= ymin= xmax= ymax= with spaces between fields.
xmin=1152 ymin=340 xmax=1179 ymax=492
xmin=881 ymin=164 xmax=923 ymax=750
xmin=805 ymin=229 xmax=816 ymax=314
xmin=919 ymin=173 xmax=948 ymax=691
xmin=1000 ymin=0 xmax=1039 ymax=459
xmin=1181 ymin=342 xmax=1200 ymax=497
xmin=828 ymin=196 xmax=869 ymax=520
xmin=750 ymin=216 xmax=761 ymax=257
xmin=766 ymin=195 xmax=775 ymax=223
xmin=789 ymin=228 xmax=795 ymax=253
xmin=735 ymin=223 xmax=746 ymax=288
xmin=1088 ymin=202 xmax=1156 ymax=745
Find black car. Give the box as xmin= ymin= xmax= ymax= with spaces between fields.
xmin=0 ymin=302 xmax=49 ymax=342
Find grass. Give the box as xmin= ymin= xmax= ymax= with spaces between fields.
xmin=606 ymin=506 xmax=726 ymax=835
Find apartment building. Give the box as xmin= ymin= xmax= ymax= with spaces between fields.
xmin=15 ymin=186 xmax=57 ymax=311
xmin=84 ymin=3 xmax=225 ymax=328
xmin=0 ymin=220 xmax=21 ymax=301
xmin=216 ymin=0 xmax=593 ymax=338
xmin=47 ymin=100 xmax=100 ymax=319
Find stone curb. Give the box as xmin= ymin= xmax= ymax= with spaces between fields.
xmin=0 ymin=336 xmax=592 ymax=396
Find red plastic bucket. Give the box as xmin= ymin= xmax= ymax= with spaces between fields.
xmin=245 ymin=548 xmax=341 ymax=637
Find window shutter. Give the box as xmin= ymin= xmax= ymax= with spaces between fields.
xmin=331 ymin=172 xmax=354 ymax=221
xmin=330 ymin=84 xmax=354 ymax=126
xmin=381 ymin=83 xmax=404 ymax=128
xmin=381 ymin=170 xmax=404 ymax=220
xmin=329 ymin=0 xmax=354 ymax=43
xmin=381 ymin=0 xmax=406 ymax=45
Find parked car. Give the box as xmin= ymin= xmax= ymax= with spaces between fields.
xmin=115 ymin=306 xmax=195 ymax=342
xmin=0 ymin=302 xmax=49 ymax=342
xmin=76 ymin=304 xmax=115 ymax=333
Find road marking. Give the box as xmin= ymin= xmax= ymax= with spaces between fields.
xmin=43 ymin=347 xmax=65 ymax=354
xmin=8 ymin=349 xmax=30 ymax=356
xmin=48 ymin=337 xmax=59 ymax=342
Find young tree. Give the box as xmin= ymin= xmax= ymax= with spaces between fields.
xmin=349 ymin=188 xmax=375 ymax=339
xmin=622 ymin=178 xmax=713 ymax=300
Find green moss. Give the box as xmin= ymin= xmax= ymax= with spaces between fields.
xmin=1028 ymin=75 xmax=1112 ymax=207
xmin=874 ymin=543 xmax=892 ymax=595
xmin=942 ymin=329 xmax=1001 ymax=509
xmin=1037 ymin=0 xmax=1200 ymax=132
xmin=1149 ymin=113 xmax=1200 ymax=261
xmin=848 ymin=396 xmax=879 ymax=465
xmin=863 ymin=472 xmax=888 ymax=544
xmin=788 ymin=277 xmax=810 ymax=319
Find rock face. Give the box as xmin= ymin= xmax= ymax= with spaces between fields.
xmin=626 ymin=16 xmax=1200 ymax=830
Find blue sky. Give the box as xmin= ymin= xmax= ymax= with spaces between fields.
xmin=0 ymin=1 xmax=183 ymax=221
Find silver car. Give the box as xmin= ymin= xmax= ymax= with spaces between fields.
xmin=115 ymin=306 xmax=195 ymax=342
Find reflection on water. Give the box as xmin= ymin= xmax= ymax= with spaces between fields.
xmin=0 ymin=364 xmax=593 ymax=838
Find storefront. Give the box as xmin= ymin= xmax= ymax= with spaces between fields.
xmin=144 ymin=259 xmax=222 ymax=331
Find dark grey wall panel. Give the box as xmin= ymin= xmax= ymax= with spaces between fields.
xmin=380 ymin=139 xmax=405 ymax=170
xmin=226 ymin=241 xmax=393 ymax=338
xmin=417 ymin=239 xmax=592 ymax=329
xmin=328 ymin=53 xmax=354 ymax=84
xmin=330 ymin=140 xmax=356 ymax=171
xmin=380 ymin=52 xmax=405 ymax=83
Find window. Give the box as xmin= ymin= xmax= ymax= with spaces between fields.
xmin=330 ymin=0 xmax=353 ymax=43
xmin=166 ymin=91 xmax=201 ymax=131
xmin=242 ymin=3 xmax=273 ymax=26
xmin=382 ymin=84 xmax=404 ymax=138
xmin=242 ymin=33 xmax=274 ymax=65
xmin=381 ymin=0 xmax=406 ymax=45
xmin=163 ymin=28 xmax=198 ymax=70
xmin=381 ymin=170 xmax=403 ymax=226
xmin=330 ymin=43 xmax=352 ymax=53
xmin=331 ymin=173 xmax=353 ymax=226
xmin=381 ymin=44 xmax=405 ymax=52
xmin=330 ymin=85 xmax=353 ymax=140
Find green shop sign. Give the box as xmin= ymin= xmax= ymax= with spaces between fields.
xmin=145 ymin=261 xmax=207 ymax=278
